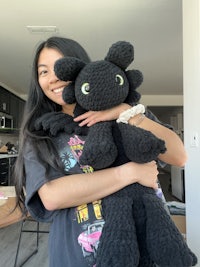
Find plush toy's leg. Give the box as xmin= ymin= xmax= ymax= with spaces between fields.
xmin=143 ymin=193 xmax=198 ymax=267
xmin=128 ymin=184 xmax=157 ymax=267
xmin=133 ymin=215 xmax=156 ymax=267
xmin=96 ymin=194 xmax=140 ymax=267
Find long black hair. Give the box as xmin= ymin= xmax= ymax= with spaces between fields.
xmin=14 ymin=36 xmax=91 ymax=214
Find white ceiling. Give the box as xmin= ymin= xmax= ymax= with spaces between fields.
xmin=0 ymin=0 xmax=182 ymax=98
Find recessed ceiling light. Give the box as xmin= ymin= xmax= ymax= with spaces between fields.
xmin=26 ymin=26 xmax=58 ymax=33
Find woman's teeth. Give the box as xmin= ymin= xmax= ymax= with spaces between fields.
xmin=53 ymin=88 xmax=63 ymax=93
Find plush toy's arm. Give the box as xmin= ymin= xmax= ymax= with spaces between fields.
xmin=72 ymin=104 xmax=89 ymax=136
xmin=79 ymin=121 xmax=118 ymax=169
xmin=118 ymin=122 xmax=166 ymax=163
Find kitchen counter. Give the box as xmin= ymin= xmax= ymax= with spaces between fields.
xmin=0 ymin=186 xmax=22 ymax=228
xmin=0 ymin=154 xmax=18 ymax=159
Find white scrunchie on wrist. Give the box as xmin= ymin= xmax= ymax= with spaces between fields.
xmin=116 ymin=104 xmax=145 ymax=124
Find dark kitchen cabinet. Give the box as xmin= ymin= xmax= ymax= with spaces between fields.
xmin=10 ymin=94 xmax=25 ymax=129
xmin=8 ymin=157 xmax=16 ymax=185
xmin=9 ymin=94 xmax=18 ymax=129
xmin=0 ymin=86 xmax=26 ymax=130
xmin=0 ymin=157 xmax=17 ymax=186
xmin=0 ymin=158 xmax=9 ymax=185
xmin=18 ymin=98 xmax=25 ymax=128
xmin=0 ymin=86 xmax=10 ymax=114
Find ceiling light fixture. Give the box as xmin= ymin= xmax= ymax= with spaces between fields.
xmin=26 ymin=26 xmax=58 ymax=33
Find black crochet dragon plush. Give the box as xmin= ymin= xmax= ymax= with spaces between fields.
xmin=35 ymin=41 xmax=197 ymax=267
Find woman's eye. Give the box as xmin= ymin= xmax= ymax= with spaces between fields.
xmin=38 ymin=70 xmax=48 ymax=76
xmin=115 ymin=74 xmax=124 ymax=85
xmin=81 ymin=83 xmax=90 ymax=94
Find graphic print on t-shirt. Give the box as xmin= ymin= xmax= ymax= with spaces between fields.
xmin=62 ymin=134 xmax=104 ymax=266
xmin=68 ymin=134 xmax=94 ymax=173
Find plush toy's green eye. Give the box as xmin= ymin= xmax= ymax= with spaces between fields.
xmin=115 ymin=74 xmax=124 ymax=85
xmin=81 ymin=83 xmax=90 ymax=94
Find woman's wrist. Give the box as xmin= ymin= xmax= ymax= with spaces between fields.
xmin=116 ymin=162 xmax=138 ymax=186
xmin=128 ymin=113 xmax=146 ymax=126
xmin=116 ymin=104 xmax=145 ymax=124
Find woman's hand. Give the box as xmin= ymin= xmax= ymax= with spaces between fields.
xmin=119 ymin=161 xmax=159 ymax=190
xmin=74 ymin=103 xmax=131 ymax=127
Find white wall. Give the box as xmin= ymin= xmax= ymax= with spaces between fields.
xmin=183 ymin=0 xmax=200 ymax=263
xmin=141 ymin=95 xmax=183 ymax=106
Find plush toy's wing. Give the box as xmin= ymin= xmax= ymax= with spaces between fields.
xmin=34 ymin=111 xmax=76 ymax=136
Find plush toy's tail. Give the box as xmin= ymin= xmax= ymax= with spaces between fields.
xmin=96 ymin=194 xmax=140 ymax=267
xmin=143 ymin=193 xmax=198 ymax=267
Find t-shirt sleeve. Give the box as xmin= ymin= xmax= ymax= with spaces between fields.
xmin=145 ymin=108 xmax=174 ymax=168
xmin=24 ymin=145 xmax=65 ymax=222
xmin=145 ymin=108 xmax=174 ymax=130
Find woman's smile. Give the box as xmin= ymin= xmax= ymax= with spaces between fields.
xmin=38 ymin=47 xmax=70 ymax=105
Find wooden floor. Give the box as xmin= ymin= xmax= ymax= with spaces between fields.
xmin=0 ymin=220 xmax=49 ymax=267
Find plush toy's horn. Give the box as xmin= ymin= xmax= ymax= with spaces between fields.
xmin=105 ymin=41 xmax=134 ymax=70
xmin=54 ymin=57 xmax=86 ymax=81
xmin=125 ymin=69 xmax=143 ymax=103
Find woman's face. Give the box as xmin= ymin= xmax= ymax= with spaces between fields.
xmin=37 ymin=47 xmax=70 ymax=106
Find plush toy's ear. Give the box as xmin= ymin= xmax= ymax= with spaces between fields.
xmin=104 ymin=41 xmax=134 ymax=70
xmin=54 ymin=57 xmax=86 ymax=81
xmin=125 ymin=69 xmax=143 ymax=104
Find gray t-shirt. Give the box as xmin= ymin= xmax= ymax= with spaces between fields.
xmin=25 ymin=133 xmax=103 ymax=267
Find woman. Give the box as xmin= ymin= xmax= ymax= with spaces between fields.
xmin=14 ymin=36 xmax=187 ymax=267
